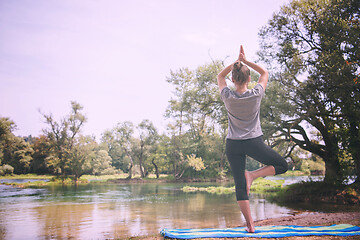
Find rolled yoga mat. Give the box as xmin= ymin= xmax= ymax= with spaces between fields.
xmin=160 ymin=224 xmax=360 ymax=239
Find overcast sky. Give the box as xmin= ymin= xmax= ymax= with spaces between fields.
xmin=0 ymin=0 xmax=288 ymax=140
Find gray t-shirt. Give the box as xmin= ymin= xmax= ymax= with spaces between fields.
xmin=221 ymin=83 xmax=265 ymax=140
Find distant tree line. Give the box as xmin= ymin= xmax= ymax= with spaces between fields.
xmin=0 ymin=0 xmax=358 ymax=185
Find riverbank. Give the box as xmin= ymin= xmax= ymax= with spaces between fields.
xmin=0 ymin=170 xmax=306 ymax=183
xmin=132 ymin=211 xmax=360 ymax=240
xmin=274 ymin=181 xmax=360 ymax=205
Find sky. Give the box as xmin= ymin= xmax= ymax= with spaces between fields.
xmin=0 ymin=0 xmax=289 ymax=140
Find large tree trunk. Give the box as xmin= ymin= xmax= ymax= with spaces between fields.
xmin=127 ymin=162 xmax=133 ymax=179
xmin=323 ymin=153 xmax=342 ymax=183
xmin=287 ymin=118 xmax=343 ymax=183
xmin=139 ymin=144 xmax=145 ymax=178
xmin=152 ymin=158 xmax=159 ymax=179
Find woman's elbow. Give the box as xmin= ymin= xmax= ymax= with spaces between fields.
xmin=261 ymin=69 xmax=269 ymax=77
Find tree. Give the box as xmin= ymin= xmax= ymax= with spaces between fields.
xmin=0 ymin=164 xmax=14 ymax=176
xmin=149 ymin=136 xmax=168 ymax=179
xmin=164 ymin=126 xmax=187 ymax=180
xmin=165 ymin=61 xmax=229 ymax=179
xmin=67 ymin=135 xmax=94 ymax=182
xmin=137 ymin=119 xmax=159 ymax=178
xmin=12 ymin=138 xmax=34 ymax=173
xmin=101 ymin=130 xmax=129 ymax=173
xmin=112 ymin=121 xmax=136 ymax=179
xmin=31 ymin=135 xmax=53 ymax=174
xmin=41 ymin=101 xmax=87 ymax=179
xmin=311 ymin=0 xmax=360 ymax=183
xmin=258 ymin=0 xmax=359 ymax=183
xmin=0 ymin=117 xmax=33 ymax=174
xmin=92 ymin=149 xmax=115 ymax=176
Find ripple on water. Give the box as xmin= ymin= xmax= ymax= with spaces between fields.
xmin=0 ymin=184 xmax=48 ymax=198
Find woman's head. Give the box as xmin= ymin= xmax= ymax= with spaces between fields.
xmin=232 ymin=61 xmax=250 ymax=85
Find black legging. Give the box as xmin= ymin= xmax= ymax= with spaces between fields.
xmin=226 ymin=136 xmax=288 ymax=201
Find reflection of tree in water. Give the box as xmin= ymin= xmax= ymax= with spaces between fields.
xmin=35 ymin=203 xmax=94 ymax=239
xmin=111 ymin=190 xmax=243 ymax=237
xmin=250 ymin=196 xmax=291 ymax=222
xmin=0 ymin=224 xmax=6 ymax=240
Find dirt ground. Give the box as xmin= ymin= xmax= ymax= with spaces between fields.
xmin=131 ymin=211 xmax=360 ymax=240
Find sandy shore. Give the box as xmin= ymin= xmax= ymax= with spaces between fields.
xmin=134 ymin=211 xmax=360 ymax=240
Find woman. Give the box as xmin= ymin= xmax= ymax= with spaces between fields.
xmin=217 ymin=45 xmax=288 ymax=233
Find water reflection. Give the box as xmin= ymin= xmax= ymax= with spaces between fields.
xmin=0 ymin=182 xmax=293 ymax=239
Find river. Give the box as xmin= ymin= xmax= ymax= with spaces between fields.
xmin=0 ymin=177 xmax=316 ymax=239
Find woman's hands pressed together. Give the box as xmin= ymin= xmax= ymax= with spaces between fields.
xmin=238 ymin=45 xmax=247 ymax=63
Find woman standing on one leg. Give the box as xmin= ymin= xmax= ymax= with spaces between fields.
xmin=217 ymin=45 xmax=288 ymax=233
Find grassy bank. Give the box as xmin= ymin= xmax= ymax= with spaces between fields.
xmin=0 ymin=173 xmax=53 ymax=180
xmin=0 ymin=170 xmax=310 ymax=189
xmin=278 ymin=170 xmax=307 ymax=177
xmin=182 ymin=178 xmax=284 ymax=195
xmin=0 ymin=173 xmax=174 ymax=188
xmin=272 ymin=181 xmax=360 ymax=205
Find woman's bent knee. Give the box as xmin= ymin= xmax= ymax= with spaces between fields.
xmin=275 ymin=160 xmax=288 ymax=175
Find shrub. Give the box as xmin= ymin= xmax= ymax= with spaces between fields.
xmin=1 ymin=164 xmax=14 ymax=176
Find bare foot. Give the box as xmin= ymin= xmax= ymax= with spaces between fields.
xmin=245 ymin=222 xmax=255 ymax=233
xmin=244 ymin=171 xmax=254 ymax=196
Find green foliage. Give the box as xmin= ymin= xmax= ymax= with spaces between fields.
xmin=39 ymin=101 xmax=113 ymax=181
xmin=137 ymin=119 xmax=160 ymax=178
xmin=2 ymin=1 xmax=360 ymax=185
xmin=246 ymin=157 xmax=262 ymax=171
xmin=273 ymin=181 xmax=360 ymax=205
xmin=67 ymin=135 xmax=95 ymax=181
xmin=187 ymin=154 xmax=205 ymax=171
xmin=300 ymin=159 xmax=325 ymax=175
xmin=31 ymin=135 xmax=53 ymax=174
xmin=101 ymin=129 xmax=130 ymax=173
xmin=0 ymin=117 xmax=34 ymax=174
xmin=165 ymin=61 xmax=229 ymax=179
xmin=92 ymin=149 xmax=116 ymax=176
xmin=0 ymin=164 xmax=14 ymax=176
xmin=41 ymin=101 xmax=88 ymax=177
xmin=103 ymin=121 xmax=137 ymax=179
xmin=258 ymin=0 xmax=360 ymax=183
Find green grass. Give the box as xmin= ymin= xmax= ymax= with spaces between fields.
xmin=81 ymin=173 xmax=172 ymax=182
xmin=277 ymin=170 xmax=308 ymax=177
xmin=80 ymin=174 xmax=127 ymax=182
xmin=0 ymin=173 xmax=173 ymax=188
xmin=182 ymin=178 xmax=285 ymax=195
xmin=0 ymin=174 xmax=53 ymax=180
xmin=182 ymin=185 xmax=235 ymax=194
xmin=1 ymin=177 xmax=90 ymax=188
xmin=272 ymin=181 xmax=360 ymax=205
xmin=251 ymin=178 xmax=284 ymax=193
xmin=2 ymin=180 xmax=49 ymax=188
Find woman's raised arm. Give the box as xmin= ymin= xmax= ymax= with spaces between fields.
xmin=217 ymin=63 xmax=233 ymax=93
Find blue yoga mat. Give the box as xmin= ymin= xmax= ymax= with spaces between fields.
xmin=160 ymin=224 xmax=360 ymax=239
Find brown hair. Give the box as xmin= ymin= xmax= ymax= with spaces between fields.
xmin=232 ymin=61 xmax=250 ymax=85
